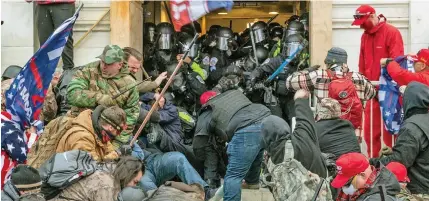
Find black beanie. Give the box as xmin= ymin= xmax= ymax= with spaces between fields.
xmin=324 ymin=47 xmax=348 ymax=66
xmin=11 ymin=165 xmax=42 ymax=191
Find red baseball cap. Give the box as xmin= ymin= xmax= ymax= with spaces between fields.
xmin=386 ymin=162 xmax=410 ymax=183
xmin=352 ymin=5 xmax=376 ymax=26
xmin=331 ymin=153 xmax=370 ymax=188
xmin=411 ymin=49 xmax=429 ymax=66
xmin=200 ymin=91 xmax=218 ymax=105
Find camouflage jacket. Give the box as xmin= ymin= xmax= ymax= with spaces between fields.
xmin=67 ymin=60 xmax=140 ymax=146
xmin=52 ymin=171 xmax=120 ymax=201
xmin=397 ymin=187 xmax=428 ymax=201
xmin=2 ymin=79 xmax=57 ymax=122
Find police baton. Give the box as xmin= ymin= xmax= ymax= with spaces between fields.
xmin=129 ymin=33 xmax=199 ymax=146
xmin=112 ymin=77 xmax=152 ymax=99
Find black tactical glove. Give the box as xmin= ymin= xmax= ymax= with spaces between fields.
xmin=117 ymin=144 xmax=133 ymax=156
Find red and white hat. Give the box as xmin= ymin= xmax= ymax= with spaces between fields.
xmin=411 ymin=49 xmax=429 ymax=66
xmin=352 ymin=5 xmax=376 ymax=26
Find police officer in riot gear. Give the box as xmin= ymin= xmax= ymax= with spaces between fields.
xmin=145 ymin=22 xmax=178 ymax=79
xmin=231 ymin=21 xmax=269 ymax=61
xmin=248 ymin=33 xmax=308 ymax=122
xmin=1 ymin=65 xmax=22 ymax=81
xmin=299 ymin=12 xmax=309 ymax=40
xmin=201 ymin=25 xmax=222 ymax=54
xmin=144 ymin=22 xmax=156 ymax=45
xmin=268 ymin=25 xmax=284 ymax=57
xmin=180 ymin=21 xmax=202 ymax=37
xmin=284 ymin=20 xmax=305 ymax=38
xmin=201 ymin=27 xmax=235 ymax=88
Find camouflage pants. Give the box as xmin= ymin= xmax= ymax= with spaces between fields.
xmin=413 ymin=194 xmax=429 ymax=200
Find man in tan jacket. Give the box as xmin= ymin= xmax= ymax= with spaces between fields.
xmin=56 ymin=105 xmax=127 ymax=162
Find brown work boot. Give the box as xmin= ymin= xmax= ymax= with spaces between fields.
xmin=241 ymin=182 xmax=260 ymax=189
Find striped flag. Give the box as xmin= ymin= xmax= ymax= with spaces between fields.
xmin=1 ymin=4 xmax=82 ymax=188
xmin=170 ymin=0 xmax=233 ymax=31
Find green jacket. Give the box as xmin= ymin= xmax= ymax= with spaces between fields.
xmin=67 ymin=60 xmax=140 ymax=146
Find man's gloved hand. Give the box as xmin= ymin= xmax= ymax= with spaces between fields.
xmin=117 ymin=144 xmax=133 ymax=156
xmin=379 ymin=146 xmax=393 ymax=157
xmin=97 ymin=94 xmax=116 ymax=107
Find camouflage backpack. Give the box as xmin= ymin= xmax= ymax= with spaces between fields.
xmin=27 ymin=116 xmax=74 ymax=169
xmin=263 ymin=140 xmax=333 ymax=201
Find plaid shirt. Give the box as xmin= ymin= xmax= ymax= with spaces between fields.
xmin=336 ymin=166 xmax=378 ymax=201
xmin=286 ymin=65 xmax=376 ymax=105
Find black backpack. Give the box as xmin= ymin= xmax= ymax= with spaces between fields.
xmin=39 ymin=150 xmax=97 ymax=199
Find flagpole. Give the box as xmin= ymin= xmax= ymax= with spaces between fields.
xmin=129 ymin=33 xmax=199 ymax=146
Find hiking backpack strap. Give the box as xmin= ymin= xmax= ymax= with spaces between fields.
xmin=284 ymin=140 xmax=294 ymax=162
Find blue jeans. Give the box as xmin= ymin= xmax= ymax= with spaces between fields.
xmin=224 ymin=123 xmax=263 ymax=201
xmin=140 ymin=152 xmax=208 ymax=192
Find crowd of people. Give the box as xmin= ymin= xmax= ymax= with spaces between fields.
xmin=1 ymin=2 xmax=429 ymax=201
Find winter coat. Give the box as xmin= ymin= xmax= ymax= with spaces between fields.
xmin=359 ymin=18 xmax=404 ymax=81
xmin=67 ymin=60 xmax=140 ymax=146
xmin=56 ymin=110 xmax=119 ymax=162
xmin=1 ymin=180 xmax=20 ymax=201
xmin=387 ymin=61 xmax=429 ymax=86
xmin=370 ymin=82 xmax=429 ymax=194
xmin=261 ymin=98 xmax=328 ymax=178
xmin=51 ymin=171 xmax=120 ymax=201
xmin=355 ymin=165 xmax=401 ymax=201
xmin=315 ymin=118 xmax=361 ymax=160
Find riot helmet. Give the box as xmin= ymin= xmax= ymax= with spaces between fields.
xmin=283 ymin=33 xmax=306 ymax=58
xmin=268 ymin=22 xmax=281 ymax=32
xmin=244 ymin=46 xmax=269 ymax=71
xmin=269 ymin=26 xmax=283 ymax=40
xmin=215 ymin=27 xmax=233 ymax=51
xmin=285 ymin=15 xmax=299 ymax=26
xmin=179 ymin=34 xmax=200 ymax=59
xmin=299 ymin=12 xmax=309 ymax=32
xmin=180 ymin=21 xmax=201 ymax=37
xmin=2 ymin=65 xmax=22 ymax=81
xmin=156 ymin=22 xmax=174 ymax=50
xmin=285 ymin=21 xmax=305 ymax=37
xmin=143 ymin=22 xmax=156 ymax=44
xmin=251 ymin=21 xmax=268 ymax=44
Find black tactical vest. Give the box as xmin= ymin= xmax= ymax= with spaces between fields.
xmin=207 ymin=90 xmax=252 ymax=132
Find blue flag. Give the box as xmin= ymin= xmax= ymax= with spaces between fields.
xmin=378 ymin=56 xmax=414 ymax=134
xmin=4 ymin=4 xmax=82 ymax=134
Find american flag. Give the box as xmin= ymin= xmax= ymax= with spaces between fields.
xmin=169 ymin=0 xmax=233 ymax=31
xmin=1 ymin=4 xmax=82 ymax=188
xmin=378 ymin=56 xmax=414 ymax=134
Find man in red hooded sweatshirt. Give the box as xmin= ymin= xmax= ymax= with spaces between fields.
xmin=353 ymin=5 xmax=404 ymax=158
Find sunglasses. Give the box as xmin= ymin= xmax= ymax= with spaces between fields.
xmin=353 ymin=13 xmax=371 ymax=20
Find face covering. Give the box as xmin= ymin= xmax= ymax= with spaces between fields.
xmin=101 ymin=129 xmax=117 ymax=143
xmin=342 ymin=183 xmax=357 ymax=195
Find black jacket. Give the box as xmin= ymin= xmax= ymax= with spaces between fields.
xmin=355 ymin=165 xmax=401 ymax=201
xmin=370 ymin=81 xmax=429 ymax=194
xmin=261 ymin=98 xmax=328 ymax=178
xmin=316 ymin=118 xmax=361 ymax=160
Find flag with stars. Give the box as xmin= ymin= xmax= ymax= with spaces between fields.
xmin=378 ymin=56 xmax=414 ymax=134
xmin=3 ymin=4 xmax=82 ymax=134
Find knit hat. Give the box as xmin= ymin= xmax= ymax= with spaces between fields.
xmin=316 ymin=98 xmax=342 ymax=120
xmin=11 ymin=165 xmax=42 ymax=191
xmin=324 ymin=47 xmax=348 ymax=66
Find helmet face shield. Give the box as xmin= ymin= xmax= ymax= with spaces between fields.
xmin=286 ymin=29 xmax=303 ymax=37
xmin=182 ymin=42 xmax=200 ymax=58
xmin=253 ymin=29 xmax=266 ymax=43
xmin=285 ymin=42 xmax=301 ymax=57
xmin=216 ymin=37 xmax=230 ymax=51
xmin=148 ymin=28 xmax=156 ymax=43
xmin=158 ymin=34 xmax=172 ymax=50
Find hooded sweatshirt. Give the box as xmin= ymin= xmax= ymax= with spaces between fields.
xmin=371 ymin=81 xmax=429 ymax=194
xmin=1 ymin=180 xmax=20 ymax=201
xmin=316 ymin=118 xmax=361 ymax=160
xmin=262 ymin=98 xmax=327 ymax=178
